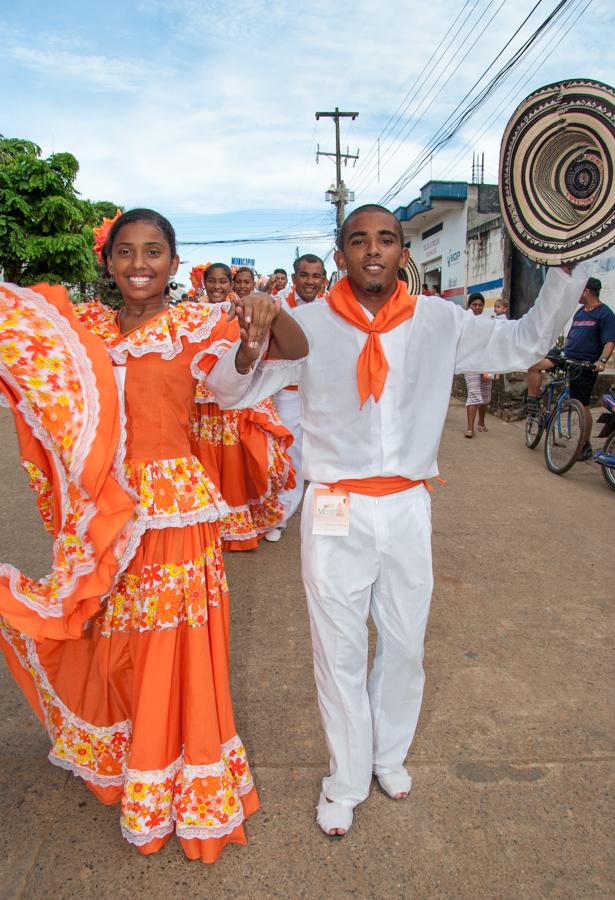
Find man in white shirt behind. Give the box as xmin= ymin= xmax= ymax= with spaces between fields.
xmin=208 ymin=204 xmax=584 ymax=838
xmin=265 ymin=254 xmax=327 ymax=542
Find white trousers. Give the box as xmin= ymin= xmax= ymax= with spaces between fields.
xmin=274 ymin=389 xmax=304 ymax=526
xmin=301 ymin=483 xmax=433 ymax=807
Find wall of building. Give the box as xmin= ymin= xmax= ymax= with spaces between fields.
xmin=465 ymin=217 xmax=505 ymax=310
xmin=405 ymin=205 xmax=468 ymax=304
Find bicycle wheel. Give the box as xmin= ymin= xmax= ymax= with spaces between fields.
xmin=544 ymin=398 xmax=585 ymax=474
xmin=525 ymin=409 xmax=544 ymax=449
xmin=601 ymin=433 xmax=615 ymax=492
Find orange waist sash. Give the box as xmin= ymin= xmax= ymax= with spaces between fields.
xmin=326 ymin=475 xmax=423 ymax=496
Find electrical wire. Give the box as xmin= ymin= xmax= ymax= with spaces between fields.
xmin=442 ymin=0 xmax=592 ymax=178
xmin=351 ymin=0 xmax=479 ymax=185
xmin=352 ymin=0 xmax=505 ymax=196
xmin=177 ymin=231 xmax=335 ymax=247
xmin=379 ymin=0 xmax=574 ymax=206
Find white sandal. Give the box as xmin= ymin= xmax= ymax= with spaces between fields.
xmin=316 ymin=792 xmax=354 ymax=837
xmin=376 ymin=768 xmax=412 ymax=799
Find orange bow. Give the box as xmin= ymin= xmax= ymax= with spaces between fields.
xmin=327 ymin=277 xmax=417 ymax=408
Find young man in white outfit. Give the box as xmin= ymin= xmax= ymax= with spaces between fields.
xmin=265 ymin=254 xmax=327 ymax=543
xmin=208 ymin=205 xmax=584 ymax=837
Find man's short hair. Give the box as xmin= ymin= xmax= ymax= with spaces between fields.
xmin=468 ymin=292 xmax=485 ymax=302
xmin=337 ymin=204 xmax=404 ymax=251
xmin=273 ymin=268 xmax=287 ymax=276
xmin=586 ymin=277 xmax=601 ymax=297
xmin=293 ymin=253 xmax=325 ymax=274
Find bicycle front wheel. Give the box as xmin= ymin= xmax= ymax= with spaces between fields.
xmin=601 ymin=433 xmax=615 ymax=492
xmin=525 ymin=410 xmax=544 ymax=449
xmin=544 ymin=398 xmax=585 ymax=474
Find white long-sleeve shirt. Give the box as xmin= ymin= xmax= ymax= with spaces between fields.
xmin=207 ymin=268 xmax=584 ymax=482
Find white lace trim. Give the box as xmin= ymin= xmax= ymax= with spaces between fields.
xmin=1 ymin=626 xmax=132 ymax=749
xmin=221 ymin=734 xmax=243 ymax=754
xmin=220 ymin=527 xmax=258 ymax=541
xmin=258 ymin=356 xmax=304 ymax=372
xmin=121 ymin=822 xmax=175 ymax=847
xmin=125 ymin=756 xmax=182 ymax=782
xmin=49 ymin=753 xmax=126 ymax=787
xmin=175 ymin=814 xmax=245 ymax=842
xmin=121 ymin=814 xmax=247 ymax=846
xmin=190 ymin=341 xmax=235 ymax=383
xmin=108 ymin=302 xmax=229 ymax=364
xmin=0 ymin=392 xmax=9 ymax=407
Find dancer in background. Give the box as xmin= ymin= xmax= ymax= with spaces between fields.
xmin=192 ymin=263 xmax=295 ymax=550
xmin=233 ymin=266 xmax=256 ymax=299
xmin=0 ymin=209 xmax=306 ymax=862
xmin=266 ymin=254 xmax=327 ymax=543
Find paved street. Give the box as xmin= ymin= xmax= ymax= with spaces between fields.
xmin=0 ymin=399 xmax=613 ymax=900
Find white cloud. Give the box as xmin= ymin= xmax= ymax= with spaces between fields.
xmin=2 ymin=0 xmax=613 ymax=225
xmin=8 ymin=45 xmax=147 ymax=92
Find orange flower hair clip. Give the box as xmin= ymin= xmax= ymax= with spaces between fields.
xmin=189 ymin=263 xmax=212 ymax=289
xmin=93 ymin=209 xmax=122 ymax=265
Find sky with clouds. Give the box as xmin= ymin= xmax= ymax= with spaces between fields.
xmin=1 ymin=0 xmax=613 ymax=282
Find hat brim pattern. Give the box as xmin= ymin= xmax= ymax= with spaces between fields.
xmin=404 ymin=256 xmax=421 ymax=294
xmin=499 ymin=79 xmax=615 ymax=265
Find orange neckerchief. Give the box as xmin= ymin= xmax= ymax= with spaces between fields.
xmin=327 ymin=277 xmax=417 ymax=408
xmin=285 ymin=289 xmax=298 ymax=309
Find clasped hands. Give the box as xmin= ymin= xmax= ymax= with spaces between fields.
xmin=227 ymin=291 xmax=281 ymax=373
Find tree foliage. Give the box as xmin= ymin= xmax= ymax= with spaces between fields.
xmin=0 ymin=136 xmax=121 ymax=289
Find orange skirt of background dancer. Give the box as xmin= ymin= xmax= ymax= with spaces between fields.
xmin=192 ymin=394 xmax=295 ymax=551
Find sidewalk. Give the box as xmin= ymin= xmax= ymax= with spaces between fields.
xmin=0 ymin=401 xmax=612 ymax=899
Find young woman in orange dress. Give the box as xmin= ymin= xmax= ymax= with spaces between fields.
xmin=191 ymin=263 xmax=295 ymax=551
xmin=0 ymin=209 xmax=307 ymax=862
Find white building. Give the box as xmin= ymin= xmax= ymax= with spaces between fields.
xmin=394 ymin=180 xmax=505 ymax=310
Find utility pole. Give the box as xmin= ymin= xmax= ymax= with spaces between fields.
xmin=315 ymin=107 xmax=359 ymax=237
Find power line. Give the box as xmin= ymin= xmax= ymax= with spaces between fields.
xmin=442 ymin=0 xmax=592 ymax=178
xmin=356 ymin=0 xmax=506 ymax=196
xmin=351 ymin=0 xmax=479 ymax=186
xmin=375 ymin=0 xmax=549 ymax=203
xmin=177 ymin=231 xmax=334 ymax=247
xmin=379 ymin=0 xmax=573 ymax=206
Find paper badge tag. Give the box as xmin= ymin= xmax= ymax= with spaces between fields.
xmin=312 ymin=488 xmax=350 ymax=536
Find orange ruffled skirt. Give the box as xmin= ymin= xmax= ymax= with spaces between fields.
xmin=193 ymin=399 xmax=295 ymax=551
xmin=0 ymin=519 xmax=259 ymax=862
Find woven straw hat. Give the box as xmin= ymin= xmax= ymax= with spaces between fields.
xmin=499 ymin=78 xmax=615 ymax=265
xmin=402 ymin=256 xmax=421 ymax=294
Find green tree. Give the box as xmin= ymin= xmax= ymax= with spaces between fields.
xmin=0 ymin=137 xmax=119 ymax=287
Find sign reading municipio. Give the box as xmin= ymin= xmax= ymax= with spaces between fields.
xmin=231 ymin=257 xmax=256 ymax=267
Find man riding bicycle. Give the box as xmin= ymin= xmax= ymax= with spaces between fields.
xmin=527 ymin=277 xmax=615 ymax=458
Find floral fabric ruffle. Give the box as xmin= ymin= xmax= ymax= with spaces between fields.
xmin=0 ymin=283 xmax=137 ymax=641
xmin=74 ymin=300 xmax=236 ymax=364
xmin=191 ymin=386 xmax=295 ymax=550
xmin=124 ymin=455 xmax=228 ymax=529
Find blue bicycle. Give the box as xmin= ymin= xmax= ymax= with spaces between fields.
xmin=524 ymin=357 xmax=595 ymax=475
